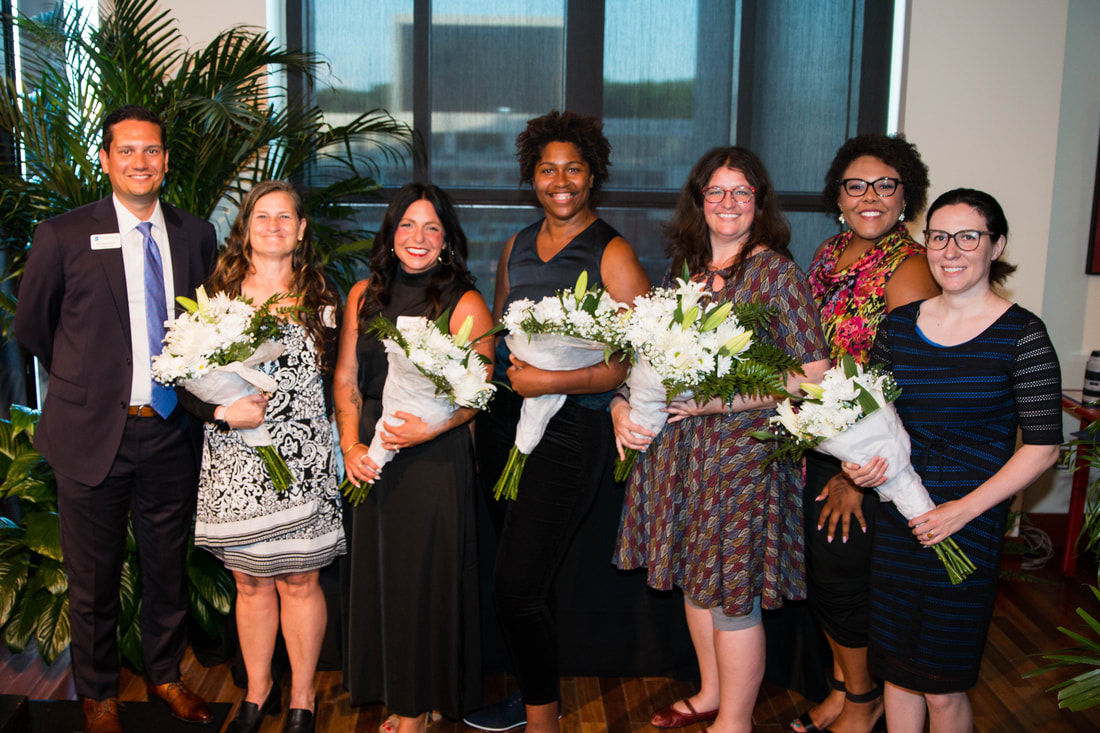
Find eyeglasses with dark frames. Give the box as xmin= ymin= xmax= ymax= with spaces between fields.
xmin=839 ymin=177 xmax=902 ymax=197
xmin=701 ymin=185 xmax=756 ymax=204
xmin=923 ymin=229 xmax=995 ymax=251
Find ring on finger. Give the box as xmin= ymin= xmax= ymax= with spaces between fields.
xmin=927 ymin=530 xmax=935 ymax=539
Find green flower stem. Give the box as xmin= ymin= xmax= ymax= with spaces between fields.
xmin=257 ymin=445 xmax=293 ymax=492
xmin=614 ymin=449 xmax=639 ymax=483
xmin=493 ymin=446 xmax=528 ymax=501
xmin=933 ymin=537 xmax=977 ymax=585
xmin=340 ymin=477 xmax=372 ymax=507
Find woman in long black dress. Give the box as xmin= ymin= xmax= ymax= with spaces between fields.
xmin=844 ymin=189 xmax=1061 ymax=732
xmin=334 ymin=183 xmax=494 ymax=733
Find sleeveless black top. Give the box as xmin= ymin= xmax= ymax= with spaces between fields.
xmin=495 ymin=217 xmax=621 ymax=410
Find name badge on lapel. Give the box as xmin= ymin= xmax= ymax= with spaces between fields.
xmin=90 ymin=233 xmax=121 ymax=250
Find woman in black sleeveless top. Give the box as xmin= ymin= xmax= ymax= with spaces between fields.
xmin=334 ymin=184 xmax=494 ymax=733
xmin=467 ymin=111 xmax=650 ymax=733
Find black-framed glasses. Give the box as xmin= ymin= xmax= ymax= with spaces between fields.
xmin=702 ymin=185 xmax=755 ymax=204
xmin=839 ymin=177 xmax=902 ymax=197
xmin=923 ymin=229 xmax=994 ymax=251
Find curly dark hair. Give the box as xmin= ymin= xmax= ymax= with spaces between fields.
xmin=925 ymin=187 xmax=1017 ymax=286
xmin=515 ymin=109 xmax=611 ymax=192
xmin=822 ymin=133 xmax=930 ymax=218
xmin=358 ymin=183 xmax=476 ymax=330
xmin=206 ymin=180 xmax=341 ymax=371
xmin=665 ymin=146 xmax=791 ymax=280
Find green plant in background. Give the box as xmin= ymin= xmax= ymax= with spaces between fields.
xmin=1026 ymin=416 xmax=1100 ymax=709
xmin=0 ymin=0 xmax=415 ymax=335
xmin=0 ymin=405 xmax=234 ymax=667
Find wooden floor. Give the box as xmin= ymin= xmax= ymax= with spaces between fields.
xmin=3 ymin=549 xmax=1100 ymax=732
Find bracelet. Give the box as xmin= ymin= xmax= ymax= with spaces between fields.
xmin=342 ymin=442 xmax=365 ymax=457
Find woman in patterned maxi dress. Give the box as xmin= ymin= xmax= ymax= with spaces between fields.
xmin=613 ymin=147 xmax=829 ymax=733
xmin=845 ymin=189 xmax=1061 ymax=733
xmin=191 ymin=181 xmax=345 ymax=733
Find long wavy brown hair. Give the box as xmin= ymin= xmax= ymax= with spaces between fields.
xmin=665 ymin=146 xmax=791 ymax=281
xmin=358 ymin=183 xmax=475 ymax=331
xmin=206 ymin=180 xmax=341 ymax=371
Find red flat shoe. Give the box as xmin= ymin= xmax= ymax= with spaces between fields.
xmin=651 ymin=699 xmax=719 ymax=728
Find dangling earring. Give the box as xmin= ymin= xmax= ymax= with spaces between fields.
xmin=898 ymin=208 xmax=906 ymax=223
xmin=837 ymin=212 xmax=846 ymax=226
xmin=438 ymin=243 xmax=453 ymax=266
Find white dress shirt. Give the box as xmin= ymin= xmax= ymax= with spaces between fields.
xmin=113 ymin=195 xmax=176 ymax=406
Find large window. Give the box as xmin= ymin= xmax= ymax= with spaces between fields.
xmin=289 ymin=0 xmax=895 ymax=300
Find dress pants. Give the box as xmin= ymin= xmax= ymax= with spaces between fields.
xmin=489 ymin=398 xmax=612 ymax=706
xmin=56 ymin=410 xmax=198 ymax=700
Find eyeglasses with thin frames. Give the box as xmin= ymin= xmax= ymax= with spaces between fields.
xmin=702 ymin=185 xmax=755 ymax=204
xmin=923 ymin=229 xmax=994 ymax=251
xmin=839 ymin=177 xmax=902 ymax=197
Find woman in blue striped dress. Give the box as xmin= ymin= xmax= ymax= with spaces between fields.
xmin=844 ymin=188 xmax=1062 ymax=733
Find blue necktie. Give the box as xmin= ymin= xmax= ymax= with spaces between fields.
xmin=138 ymin=221 xmax=177 ymax=418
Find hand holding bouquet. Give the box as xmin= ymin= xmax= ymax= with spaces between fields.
xmin=343 ymin=312 xmax=496 ymax=506
xmin=494 ymin=270 xmax=627 ymax=500
xmin=613 ymin=272 xmax=802 ymax=481
xmin=152 ymin=286 xmax=294 ymax=491
xmin=752 ymin=354 xmax=976 ymax=584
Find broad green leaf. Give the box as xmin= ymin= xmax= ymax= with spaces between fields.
xmin=34 ymin=592 xmax=69 ymax=665
xmin=24 ymin=513 xmax=62 ymax=562
xmin=0 ymin=550 xmax=30 ymax=626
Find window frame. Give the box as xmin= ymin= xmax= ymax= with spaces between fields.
xmin=285 ymin=0 xmax=895 ymax=213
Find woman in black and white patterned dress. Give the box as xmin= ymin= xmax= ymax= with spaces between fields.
xmin=189 ymin=180 xmax=345 ymax=733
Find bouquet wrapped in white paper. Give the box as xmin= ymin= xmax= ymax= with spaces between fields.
xmin=753 ymin=354 xmax=976 ymax=584
xmin=494 ymin=271 xmax=627 ymax=500
xmin=613 ymin=273 xmax=798 ymax=481
xmin=153 ymin=287 xmax=294 ymax=491
xmin=342 ymin=312 xmax=496 ymax=505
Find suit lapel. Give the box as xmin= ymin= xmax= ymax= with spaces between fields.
xmin=91 ymin=196 xmax=131 ymax=340
xmin=162 ymin=203 xmax=196 ymax=318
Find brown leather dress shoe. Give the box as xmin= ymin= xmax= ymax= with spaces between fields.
xmin=83 ymin=697 xmax=122 ymax=733
xmin=145 ymin=679 xmax=214 ymax=724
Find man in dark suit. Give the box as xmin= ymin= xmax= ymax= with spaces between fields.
xmin=15 ymin=105 xmax=218 ymax=733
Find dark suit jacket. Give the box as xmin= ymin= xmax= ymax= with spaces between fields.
xmin=14 ymin=195 xmax=218 ymax=486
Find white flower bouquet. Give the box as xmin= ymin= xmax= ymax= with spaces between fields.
xmin=493 ymin=270 xmax=627 ymax=501
xmin=152 ymin=286 xmax=294 ymax=491
xmin=613 ymin=274 xmax=802 ymax=481
xmin=342 ymin=312 xmax=497 ymax=506
xmin=752 ymin=354 xmax=976 ymax=584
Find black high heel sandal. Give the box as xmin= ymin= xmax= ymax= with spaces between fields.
xmin=790 ymin=676 xmax=845 ymax=733
xmin=822 ymin=686 xmax=885 ymax=733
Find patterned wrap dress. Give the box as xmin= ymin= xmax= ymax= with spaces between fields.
xmin=868 ymin=302 xmax=1062 ymax=693
xmin=616 ymin=249 xmax=828 ymax=615
xmin=195 ymin=320 xmax=346 ymax=576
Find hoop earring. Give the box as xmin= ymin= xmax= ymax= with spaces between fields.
xmin=438 ymin=244 xmax=453 ymax=266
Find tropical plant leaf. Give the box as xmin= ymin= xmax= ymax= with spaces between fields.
xmin=23 ymin=512 xmax=62 ymax=562
xmin=2 ymin=588 xmax=45 ymax=653
xmin=117 ymin=549 xmax=143 ymax=671
xmin=0 ymin=0 xmax=413 ymax=294
xmin=0 ymin=549 xmax=30 ymax=627
xmin=33 ymin=592 xmax=69 ymax=665
xmin=186 ymin=544 xmax=234 ymax=617
xmin=33 ymin=557 xmax=67 ymax=595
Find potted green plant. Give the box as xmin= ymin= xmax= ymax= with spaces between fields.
xmin=0 ymin=0 xmax=415 ymax=334
xmin=1025 ymin=415 xmax=1100 ymax=710
xmin=0 ymin=405 xmax=234 ymax=666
